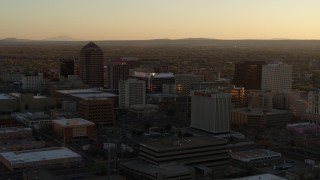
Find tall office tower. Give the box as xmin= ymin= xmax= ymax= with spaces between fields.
xmin=261 ymin=63 xmax=292 ymax=92
xmin=307 ymin=89 xmax=320 ymax=114
xmin=175 ymin=74 xmax=204 ymax=96
xmin=107 ymin=59 xmax=129 ymax=89
xmin=233 ymin=61 xmax=266 ymax=90
xmin=131 ymin=72 xmax=175 ymax=93
xmin=60 ymin=58 xmax=75 ymax=77
xmin=79 ymin=42 xmax=104 ymax=88
xmin=119 ymin=79 xmax=146 ymax=108
xmin=191 ymin=90 xmax=231 ymax=133
xmin=223 ymin=86 xmax=247 ymax=108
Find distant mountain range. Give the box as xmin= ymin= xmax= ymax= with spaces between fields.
xmin=1 ymin=37 xmax=320 ymax=48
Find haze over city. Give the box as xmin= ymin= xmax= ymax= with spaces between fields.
xmin=1 ymin=0 xmax=320 ymax=40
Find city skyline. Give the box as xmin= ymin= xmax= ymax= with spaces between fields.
xmin=1 ymin=0 xmax=320 ymax=40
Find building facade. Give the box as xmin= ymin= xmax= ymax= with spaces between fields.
xmin=107 ymin=59 xmax=130 ymax=89
xmin=119 ymin=78 xmax=146 ymax=108
xmin=79 ymin=42 xmax=104 ymax=87
xmin=233 ymin=61 xmax=266 ymax=90
xmin=191 ymin=90 xmax=231 ymax=134
xmin=78 ymin=98 xmax=115 ymax=126
xmin=175 ymin=74 xmax=204 ymax=96
xmin=261 ymin=63 xmax=292 ymax=92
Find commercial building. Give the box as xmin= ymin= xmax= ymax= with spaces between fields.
xmin=52 ymin=118 xmax=96 ymax=143
xmin=230 ymin=149 xmax=281 ymax=163
xmin=22 ymin=74 xmax=44 ymax=92
xmin=78 ymin=98 xmax=115 ymax=126
xmin=231 ymin=108 xmax=291 ymax=127
xmin=261 ymin=63 xmax=292 ymax=92
xmin=175 ymin=74 xmax=204 ymax=96
xmin=139 ymin=136 xmax=229 ymax=167
xmin=233 ymin=61 xmax=266 ymax=90
xmin=60 ymin=58 xmax=75 ymax=77
xmin=0 ymin=93 xmax=17 ymax=113
xmin=131 ymin=72 xmax=175 ymax=93
xmin=191 ymin=90 xmax=231 ymax=134
xmin=0 ymin=138 xmax=46 ymax=152
xmin=0 ymin=115 xmax=17 ymax=126
xmin=79 ymin=42 xmax=104 ymax=87
xmin=223 ymin=86 xmax=247 ymax=108
xmin=120 ymin=160 xmax=195 ymax=180
xmin=11 ymin=93 xmax=56 ymax=112
xmin=12 ymin=112 xmax=52 ymax=127
xmin=48 ymin=80 xmax=89 ymax=97
xmin=119 ymin=78 xmax=146 ymax=108
xmin=0 ymin=127 xmax=33 ymax=140
xmin=107 ymin=59 xmax=130 ymax=89
xmin=307 ymin=89 xmax=320 ymax=115
xmin=0 ymin=147 xmax=82 ymax=171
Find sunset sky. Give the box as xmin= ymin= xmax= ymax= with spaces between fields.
xmin=1 ymin=0 xmax=320 ymax=40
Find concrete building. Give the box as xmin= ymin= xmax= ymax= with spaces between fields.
xmin=233 ymin=61 xmax=266 ymax=90
xmin=22 ymin=74 xmax=44 ymax=92
xmin=0 ymin=138 xmax=46 ymax=152
xmin=191 ymin=90 xmax=231 ymax=134
xmin=0 ymin=127 xmax=33 ymax=140
xmin=0 ymin=147 xmax=82 ymax=171
xmin=120 ymin=160 xmax=195 ymax=180
xmin=79 ymin=42 xmax=104 ymax=87
xmin=11 ymin=93 xmax=56 ymax=112
xmin=230 ymin=149 xmax=281 ymax=163
xmin=0 ymin=93 xmax=17 ymax=113
xmin=1 ymin=72 xmax=23 ymax=83
xmin=48 ymin=80 xmax=89 ymax=97
xmin=139 ymin=136 xmax=229 ymax=167
xmin=131 ymin=72 xmax=175 ymax=93
xmin=52 ymin=118 xmax=96 ymax=143
xmin=78 ymin=98 xmax=115 ymax=126
xmin=231 ymin=108 xmax=291 ymax=127
xmin=307 ymin=89 xmax=320 ymax=115
xmin=261 ymin=63 xmax=292 ymax=92
xmin=12 ymin=112 xmax=52 ymax=127
xmin=175 ymin=74 xmax=204 ymax=96
xmin=107 ymin=59 xmax=130 ymax=89
xmin=119 ymin=78 xmax=146 ymax=109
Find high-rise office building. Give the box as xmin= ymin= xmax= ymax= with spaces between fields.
xmin=261 ymin=63 xmax=292 ymax=92
xmin=60 ymin=58 xmax=75 ymax=78
xmin=233 ymin=61 xmax=266 ymax=90
xmin=119 ymin=79 xmax=146 ymax=108
xmin=107 ymin=59 xmax=129 ymax=89
xmin=175 ymin=74 xmax=204 ymax=96
xmin=191 ymin=90 xmax=231 ymax=133
xmin=307 ymin=89 xmax=320 ymax=114
xmin=79 ymin=42 xmax=104 ymax=88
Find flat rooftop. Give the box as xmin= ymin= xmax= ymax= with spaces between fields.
xmin=121 ymin=160 xmax=192 ymax=177
xmin=0 ymin=127 xmax=32 ymax=134
xmin=56 ymin=89 xmax=101 ymax=95
xmin=231 ymin=149 xmax=281 ymax=161
xmin=0 ymin=93 xmax=16 ymax=100
xmin=70 ymin=92 xmax=117 ymax=100
xmin=13 ymin=112 xmax=52 ymax=121
xmin=140 ymin=136 xmax=227 ymax=152
xmin=231 ymin=173 xmax=286 ymax=180
xmin=53 ymin=118 xmax=95 ymax=126
xmin=0 ymin=147 xmax=81 ymax=164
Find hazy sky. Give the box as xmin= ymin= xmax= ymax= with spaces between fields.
xmin=1 ymin=0 xmax=320 ymax=40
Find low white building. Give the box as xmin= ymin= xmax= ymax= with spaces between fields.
xmin=231 ymin=149 xmax=281 ymax=163
xmin=0 ymin=147 xmax=82 ymax=171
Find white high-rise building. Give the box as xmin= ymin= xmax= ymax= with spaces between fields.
xmin=22 ymin=74 xmax=44 ymax=91
xmin=261 ymin=63 xmax=292 ymax=92
xmin=191 ymin=90 xmax=231 ymax=133
xmin=175 ymin=74 xmax=204 ymax=96
xmin=307 ymin=89 xmax=320 ymax=114
xmin=119 ymin=78 xmax=146 ymax=108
